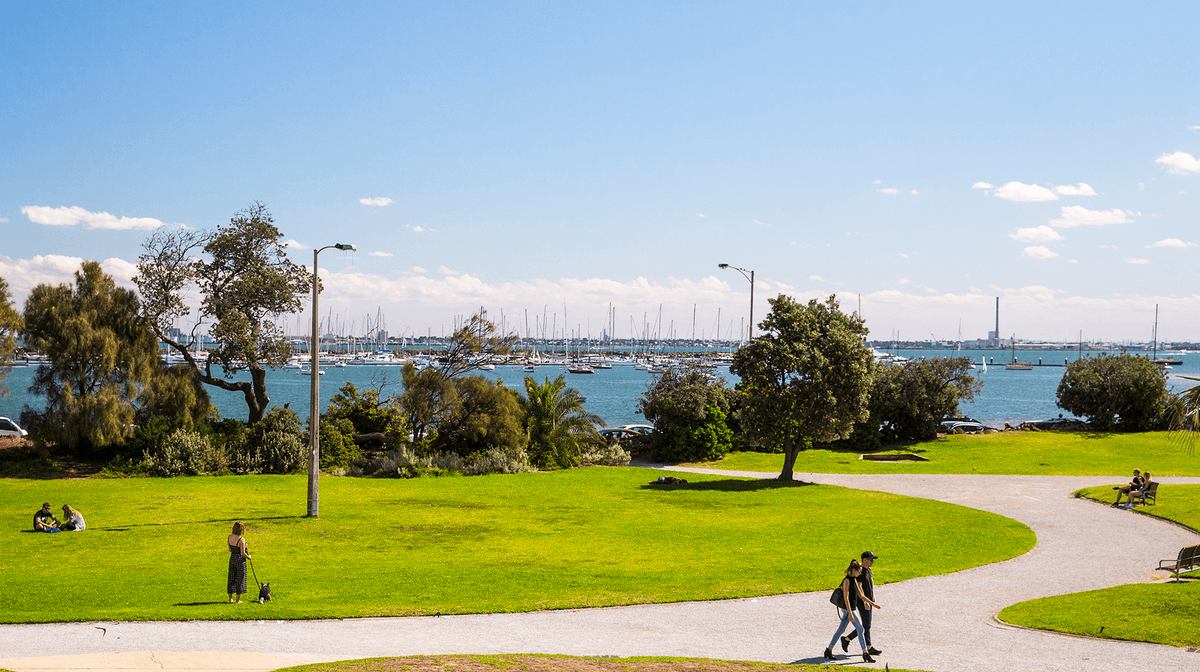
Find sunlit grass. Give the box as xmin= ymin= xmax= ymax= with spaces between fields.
xmin=2 ymin=467 xmax=1033 ymax=623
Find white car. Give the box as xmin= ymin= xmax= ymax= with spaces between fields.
xmin=0 ymin=417 xmax=28 ymax=438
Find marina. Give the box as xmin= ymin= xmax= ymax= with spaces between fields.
xmin=3 ymin=348 xmax=1197 ymax=431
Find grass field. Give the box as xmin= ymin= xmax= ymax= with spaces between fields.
xmin=689 ymin=431 xmax=1200 ymax=476
xmin=997 ymin=483 xmax=1200 ymax=647
xmin=277 ymin=654 xmax=930 ymax=672
xmin=1 ymin=467 xmax=1034 ymax=623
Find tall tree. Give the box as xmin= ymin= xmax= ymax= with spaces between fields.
xmin=637 ymin=361 xmax=737 ymax=462
xmin=20 ymin=261 xmax=159 ymax=451
xmin=0 ymin=276 xmax=22 ymax=398
xmin=425 ymin=309 xmax=518 ymax=381
xmin=730 ymin=294 xmax=873 ymax=480
xmin=520 ymin=374 xmax=603 ymax=469
xmin=136 ymin=202 xmax=313 ymax=423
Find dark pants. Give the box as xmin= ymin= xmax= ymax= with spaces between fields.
xmin=857 ymin=607 xmax=872 ymax=646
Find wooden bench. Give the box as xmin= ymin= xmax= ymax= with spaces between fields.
xmin=1131 ymin=481 xmax=1159 ymax=506
xmin=1158 ymin=544 xmax=1200 ymax=582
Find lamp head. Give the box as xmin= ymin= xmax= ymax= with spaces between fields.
xmin=718 ymin=263 xmax=729 ymax=269
xmin=335 ymin=243 xmax=356 ymax=251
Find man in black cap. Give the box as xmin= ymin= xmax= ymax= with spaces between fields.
xmin=842 ymin=551 xmax=883 ymax=656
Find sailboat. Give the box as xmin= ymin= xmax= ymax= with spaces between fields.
xmin=1005 ymin=336 xmax=1032 ymax=370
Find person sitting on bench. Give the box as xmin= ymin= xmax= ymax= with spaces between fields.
xmin=1128 ymin=472 xmax=1153 ymax=507
xmin=34 ymin=502 xmax=60 ymax=532
xmin=1113 ymin=469 xmax=1144 ymax=507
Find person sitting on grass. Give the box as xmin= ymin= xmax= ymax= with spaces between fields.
xmin=1126 ymin=472 xmax=1152 ymax=508
xmin=34 ymin=502 xmax=60 ymax=532
xmin=60 ymin=504 xmax=86 ymax=531
xmin=1112 ymin=469 xmax=1144 ymax=507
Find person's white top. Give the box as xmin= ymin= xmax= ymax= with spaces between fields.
xmin=69 ymin=512 xmax=85 ymax=531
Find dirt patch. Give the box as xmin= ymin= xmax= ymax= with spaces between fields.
xmin=287 ymin=656 xmax=852 ymax=672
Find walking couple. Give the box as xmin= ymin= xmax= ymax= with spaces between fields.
xmin=824 ymin=551 xmax=883 ymax=663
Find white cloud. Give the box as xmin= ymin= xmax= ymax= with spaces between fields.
xmin=993 ymin=182 xmax=1059 ymax=202
xmin=697 ymin=213 xmax=705 ymax=217
xmin=872 ymin=180 xmax=881 ymax=185
xmin=752 ymin=220 xmax=771 ymax=226
xmin=1126 ymin=258 xmax=1150 ymax=264
xmin=411 ymin=226 xmax=427 ymax=233
xmin=972 ymin=182 xmax=994 ymax=189
xmin=898 ymin=253 xmax=908 ymax=258
xmin=438 ymin=266 xmax=458 ymax=275
xmin=410 ymin=266 xmax=428 ymax=274
xmin=0 ymin=255 xmax=139 ymax=297
xmin=1010 ymin=225 xmax=1064 ymax=243
xmin=21 ymin=205 xmax=168 ymax=231
xmin=0 ymin=217 xmax=7 ymax=223
xmin=1138 ymin=182 xmax=1145 ymax=191
xmin=878 ymin=188 xmax=899 ymax=195
xmin=897 ymin=278 xmax=911 ymax=284
xmin=1053 ymin=183 xmax=1097 ymax=196
xmin=1150 ymin=238 xmax=1195 ymax=248
xmin=1189 ymin=126 xmax=1200 ymax=130
xmin=911 ymin=189 xmax=920 ymax=195
xmin=918 ymin=285 xmax=937 ymax=294
xmin=1023 ymin=246 xmax=1059 ymax=259
xmin=359 ymin=197 xmax=394 ymax=207
xmin=1050 ymin=206 xmax=1134 ymax=228
xmin=1068 ymin=259 xmax=1079 ymax=264
xmin=809 ymin=275 xmax=824 ymax=282
xmin=368 ymin=251 xmax=393 ymax=257
xmin=1156 ymin=151 xmax=1200 ymax=175
xmin=284 ymin=239 xmax=307 ymax=250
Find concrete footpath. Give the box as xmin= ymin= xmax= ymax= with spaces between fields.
xmin=2 ymin=471 xmax=1199 ymax=672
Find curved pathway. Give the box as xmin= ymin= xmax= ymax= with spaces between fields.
xmin=2 ymin=470 xmax=1199 ymax=672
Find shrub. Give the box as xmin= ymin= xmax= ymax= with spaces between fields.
xmin=579 ymin=441 xmax=630 ymax=467
xmin=319 ymin=417 xmax=360 ymax=471
xmin=353 ymin=447 xmax=463 ymax=479
xmin=143 ymin=427 xmax=227 ymax=476
xmin=637 ymin=363 xmax=736 ymax=462
xmin=231 ymin=407 xmax=307 ymax=474
xmin=465 ymin=447 xmax=536 ymax=475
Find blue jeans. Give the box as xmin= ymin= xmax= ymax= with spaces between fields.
xmin=828 ymin=607 xmax=866 ymax=651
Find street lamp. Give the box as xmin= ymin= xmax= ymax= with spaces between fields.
xmin=309 ymin=242 xmax=356 ymax=518
xmin=718 ymin=263 xmax=755 ymax=341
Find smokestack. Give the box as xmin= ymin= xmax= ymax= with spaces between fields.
xmin=995 ymin=297 xmax=999 ymax=337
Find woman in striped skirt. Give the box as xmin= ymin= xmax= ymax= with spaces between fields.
xmin=227 ymin=521 xmax=251 ymax=603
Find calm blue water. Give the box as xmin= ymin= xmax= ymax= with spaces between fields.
xmin=2 ymin=348 xmax=1196 ymax=429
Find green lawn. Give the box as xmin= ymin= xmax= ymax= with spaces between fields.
xmin=998 ymin=483 xmax=1200 ymax=647
xmin=1 ymin=467 xmax=1034 ymax=623
xmin=690 ymin=431 xmax=1200 ymax=476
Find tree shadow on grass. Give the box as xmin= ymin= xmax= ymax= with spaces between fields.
xmin=93 ymin=516 xmax=303 ymax=532
xmin=640 ymin=479 xmax=818 ymax=493
xmin=173 ymin=601 xmax=236 ymax=607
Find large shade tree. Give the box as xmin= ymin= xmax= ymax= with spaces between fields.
xmin=136 ymin=202 xmax=313 ymax=423
xmin=731 ymin=294 xmax=873 ymax=480
xmin=1056 ymin=352 xmax=1169 ymax=431
xmin=20 ymin=261 xmax=159 ymax=450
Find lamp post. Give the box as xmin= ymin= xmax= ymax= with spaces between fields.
xmin=308 ymin=243 xmax=356 ymax=518
xmin=718 ymin=263 xmax=755 ymax=341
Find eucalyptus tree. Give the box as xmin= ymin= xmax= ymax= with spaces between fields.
xmin=136 ymin=202 xmax=313 ymax=423
xmin=0 ymin=276 xmax=21 ymax=398
xmin=730 ymin=294 xmax=873 ymax=480
xmin=20 ymin=261 xmax=159 ymax=450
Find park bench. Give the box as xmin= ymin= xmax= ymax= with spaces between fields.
xmin=1131 ymin=481 xmax=1159 ymax=506
xmin=1157 ymin=544 xmax=1200 ymax=582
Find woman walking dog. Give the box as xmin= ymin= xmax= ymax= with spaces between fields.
xmin=824 ymin=559 xmax=881 ymax=663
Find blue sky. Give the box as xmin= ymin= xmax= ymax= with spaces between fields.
xmin=3 ymin=2 xmax=1199 ymax=344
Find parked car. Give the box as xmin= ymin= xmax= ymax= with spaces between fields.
xmin=0 ymin=417 xmax=28 ymax=438
xmin=619 ymin=424 xmax=656 ymax=435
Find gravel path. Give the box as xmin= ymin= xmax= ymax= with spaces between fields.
xmin=2 ymin=470 xmax=1198 ymax=672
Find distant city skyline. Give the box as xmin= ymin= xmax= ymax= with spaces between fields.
xmin=3 ymin=3 xmax=1198 ymax=343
